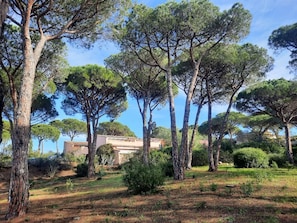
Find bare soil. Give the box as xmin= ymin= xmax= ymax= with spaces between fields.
xmin=0 ymin=166 xmax=297 ymax=223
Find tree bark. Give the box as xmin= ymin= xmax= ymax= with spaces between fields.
xmin=142 ymin=99 xmax=149 ymax=165
xmin=206 ymin=78 xmax=215 ymax=172
xmin=86 ymin=116 xmax=96 ymax=178
xmin=166 ymin=68 xmax=180 ymax=180
xmin=180 ymin=62 xmax=201 ymax=178
xmin=0 ymin=0 xmax=9 ymax=37
xmin=0 ymin=78 xmax=4 ymax=144
xmin=187 ymin=103 xmax=203 ymax=169
xmin=6 ymin=1 xmax=45 ymax=218
xmin=207 ymin=106 xmax=215 ymax=172
xmin=284 ymin=123 xmax=294 ymax=164
xmin=6 ymin=125 xmax=30 ymax=219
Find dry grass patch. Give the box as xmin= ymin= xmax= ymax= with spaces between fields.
xmin=0 ymin=166 xmax=296 ymax=223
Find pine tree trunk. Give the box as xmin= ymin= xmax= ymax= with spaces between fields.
xmin=142 ymin=99 xmax=149 ymax=165
xmin=88 ymin=139 xmax=96 ymax=178
xmin=187 ymin=103 xmax=203 ymax=169
xmin=0 ymin=78 xmax=4 ymax=144
xmin=6 ymin=125 xmax=30 ymax=220
xmin=206 ymin=79 xmax=215 ymax=172
xmin=86 ymin=116 xmax=96 ymax=178
xmin=6 ymin=2 xmax=41 ymax=217
xmin=284 ymin=123 xmax=294 ymax=164
xmin=166 ymin=69 xmax=180 ymax=180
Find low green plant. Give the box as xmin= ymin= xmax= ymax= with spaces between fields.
xmin=240 ymin=181 xmax=254 ymax=197
xmin=233 ymin=147 xmax=269 ymax=168
xmin=268 ymin=153 xmax=287 ymax=168
xmin=210 ymin=183 xmax=218 ymax=192
xmin=252 ymin=170 xmax=274 ymax=183
xmin=224 ymin=185 xmax=234 ymax=196
xmin=66 ymin=178 xmax=74 ymax=192
xmin=46 ymin=160 xmax=59 ymax=178
xmin=270 ymin=160 xmax=278 ymax=168
xmin=199 ymin=182 xmax=206 ymax=192
xmin=65 ymin=153 xmax=86 ymax=164
xmin=122 ymin=158 xmax=165 ymax=194
xmin=76 ymin=162 xmax=88 ymax=177
xmin=150 ymin=149 xmax=173 ymax=177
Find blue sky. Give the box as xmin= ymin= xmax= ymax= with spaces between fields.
xmin=40 ymin=0 xmax=297 ymax=153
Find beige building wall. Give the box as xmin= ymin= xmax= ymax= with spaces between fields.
xmin=64 ymin=135 xmax=164 ymax=165
xmin=63 ymin=141 xmax=88 ymax=156
xmin=96 ymin=135 xmax=164 ymax=165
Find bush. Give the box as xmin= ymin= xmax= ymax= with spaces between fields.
xmin=237 ymin=140 xmax=284 ymax=154
xmin=123 ymin=158 xmax=165 ymax=194
xmin=219 ymin=150 xmax=234 ymax=163
xmin=29 ymin=158 xmax=59 ymax=177
xmin=233 ymin=147 xmax=269 ymax=168
xmin=76 ymin=163 xmax=88 ymax=177
xmin=150 ymin=149 xmax=174 ymax=177
xmin=96 ymin=144 xmax=115 ymax=166
xmin=268 ymin=153 xmax=287 ymax=168
xmin=192 ymin=149 xmax=208 ymax=167
xmin=45 ymin=160 xmax=59 ymax=178
xmin=64 ymin=153 xmax=86 ymax=164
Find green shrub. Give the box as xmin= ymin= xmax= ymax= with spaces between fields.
xmin=233 ymin=147 xmax=269 ymax=168
xmin=150 ymin=149 xmax=173 ymax=177
xmin=237 ymin=140 xmax=284 ymax=154
xmin=215 ymin=139 xmax=236 ymax=153
xmin=210 ymin=183 xmax=218 ymax=192
xmin=240 ymin=181 xmax=254 ymax=197
xmin=64 ymin=153 xmax=86 ymax=164
xmin=96 ymin=144 xmax=115 ymax=166
xmin=270 ymin=161 xmax=278 ymax=168
xmin=268 ymin=153 xmax=287 ymax=168
xmin=123 ymin=158 xmax=165 ymax=194
xmin=76 ymin=163 xmax=88 ymax=177
xmin=45 ymin=160 xmax=59 ymax=178
xmin=192 ymin=149 xmax=208 ymax=167
xmin=219 ymin=150 xmax=233 ymax=163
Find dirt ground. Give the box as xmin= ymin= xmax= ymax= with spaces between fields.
xmin=0 ymin=166 xmax=297 ymax=223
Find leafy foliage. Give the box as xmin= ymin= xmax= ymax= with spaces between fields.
xmin=61 ymin=64 xmax=127 ymax=178
xmin=96 ymin=144 xmax=115 ymax=166
xmin=76 ymin=163 xmax=89 ymax=177
xmin=31 ymin=124 xmax=60 ymax=154
xmin=62 ymin=65 xmax=127 ymax=120
xmin=97 ymin=121 xmax=135 ymax=137
xmin=268 ymin=153 xmax=288 ymax=168
xmin=235 ymin=78 xmax=297 ymax=164
xmin=237 ymin=140 xmax=285 ymax=154
xmin=50 ymin=118 xmax=87 ymax=141
xmin=151 ymin=126 xmax=182 ymax=147
xmin=268 ymin=22 xmax=297 ymax=70
xmin=233 ymin=147 xmax=269 ymax=168
xmin=192 ymin=149 xmax=209 ymax=167
xmin=122 ymin=158 xmax=165 ymax=194
xmin=116 ymin=0 xmax=252 ymax=179
xmin=150 ymin=149 xmax=174 ymax=177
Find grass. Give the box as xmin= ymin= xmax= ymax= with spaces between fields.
xmin=1 ymin=165 xmax=297 ymax=222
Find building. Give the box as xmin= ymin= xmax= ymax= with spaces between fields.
xmin=63 ymin=135 xmax=164 ymax=165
